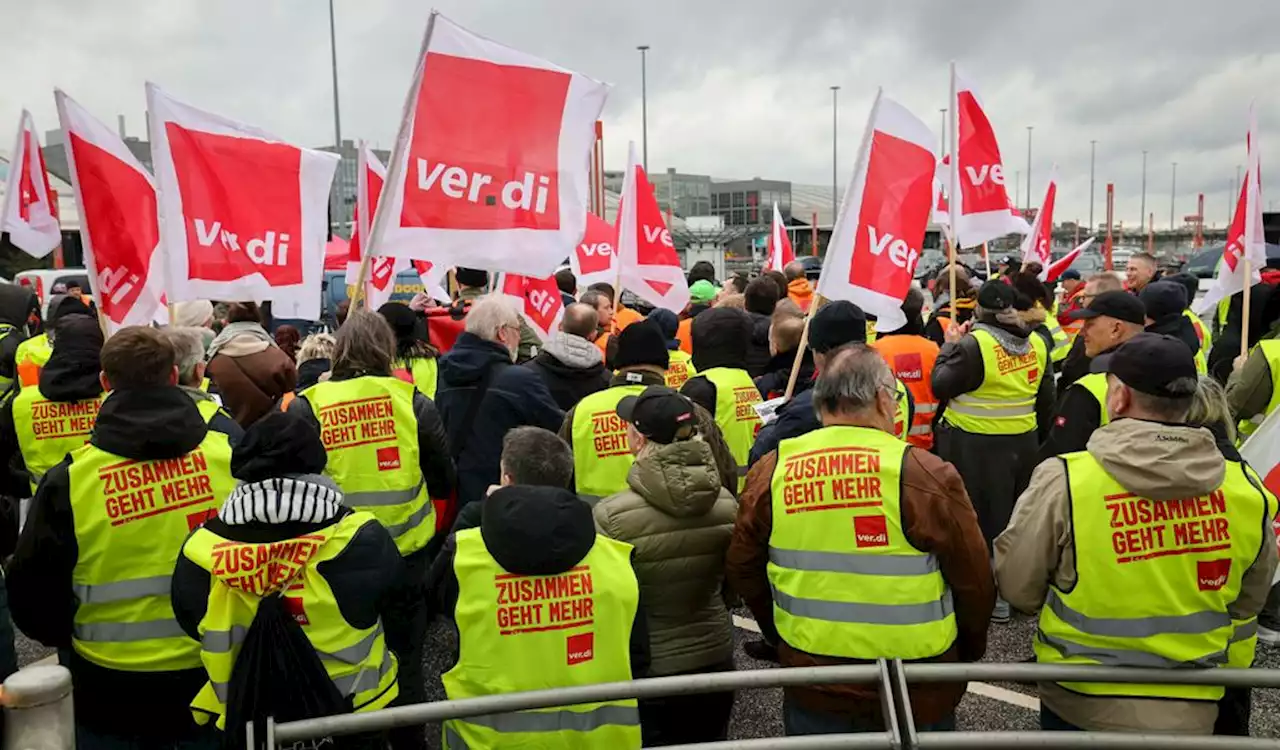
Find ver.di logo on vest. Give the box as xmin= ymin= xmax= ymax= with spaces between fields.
xmin=1197 ymin=559 xmax=1231 ymax=591
xmin=566 ymin=632 xmax=595 ymax=666
xmin=377 ymin=446 xmax=401 ymax=472
xmin=854 ymin=515 xmax=889 ymax=548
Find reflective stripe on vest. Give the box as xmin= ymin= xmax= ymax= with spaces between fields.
xmin=1074 ymin=373 xmax=1111 ymax=429
xmin=182 ymin=513 xmax=399 ymax=729
xmin=69 ymin=431 xmax=236 ymax=672
xmin=15 ymin=334 xmax=51 ymax=389
xmin=942 ymin=328 xmax=1046 ymax=435
xmin=1034 ymin=451 xmax=1274 ymax=701
xmin=664 ymin=350 xmax=697 ymax=390
xmin=871 ymin=335 xmax=940 ymax=451
xmin=1044 ymin=319 xmax=1071 ymax=363
xmin=1186 ymin=309 xmax=1212 ymax=352
xmin=443 ymin=528 xmax=641 ymax=749
xmin=571 ymin=385 xmax=644 ymax=499
xmin=1238 ymin=340 xmax=1280 ymax=440
xmin=302 ymin=377 xmax=434 ymax=556
xmin=767 ymin=425 xmax=956 ymax=660
xmin=701 ymin=367 xmax=762 ymax=492
xmin=12 ymin=388 xmax=104 ymax=493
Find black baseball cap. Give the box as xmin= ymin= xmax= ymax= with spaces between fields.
xmin=976 ymin=280 xmax=1018 ymax=311
xmin=1139 ymin=281 xmax=1189 ymax=320
xmin=1059 ymin=269 xmax=1082 ymax=281
xmin=808 ymin=301 xmax=866 ymax=353
xmin=999 ymin=255 xmax=1020 ymax=266
xmin=616 ymin=386 xmax=698 ymax=445
xmin=1104 ymin=333 xmax=1198 ymax=398
xmin=1068 ymin=290 xmax=1145 ymax=326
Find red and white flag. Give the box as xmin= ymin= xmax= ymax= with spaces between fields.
xmin=616 ymin=141 xmax=690 ymax=313
xmin=1195 ymin=104 xmax=1265 ymax=315
xmin=147 ymin=84 xmax=339 ymax=320
xmin=2 ymin=110 xmax=61 ymax=258
xmin=1239 ymin=407 xmax=1280 ymax=583
xmin=367 ymin=12 xmax=609 ymax=278
xmin=55 ymin=91 xmax=166 ymax=331
xmin=498 ymin=271 xmax=564 ymax=340
xmin=816 ymin=90 xmax=936 ymax=332
xmin=1044 ymin=237 xmax=1095 ymax=283
xmin=764 ymin=202 xmax=794 ymax=271
xmin=948 ymin=67 xmax=1030 ymax=248
xmin=571 ymin=212 xmax=617 ymax=288
xmin=1020 ymin=166 xmax=1058 ymax=269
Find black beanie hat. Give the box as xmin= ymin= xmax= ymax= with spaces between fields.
xmin=378 ymin=302 xmax=419 ymax=342
xmin=977 ymin=280 xmax=1018 ymax=311
xmin=455 ymin=267 xmax=489 ymax=288
xmin=614 ymin=320 xmax=670 ymax=370
xmin=231 ymin=411 xmax=328 ymax=483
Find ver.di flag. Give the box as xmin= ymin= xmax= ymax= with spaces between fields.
xmin=616 ymin=141 xmax=690 ymax=313
xmin=1 ymin=110 xmax=61 ymax=258
xmin=498 ymin=271 xmax=564 ymax=340
xmin=1195 ymin=104 xmax=1265 ymax=316
xmin=366 ymin=12 xmax=609 ymax=278
xmin=1044 ymin=237 xmax=1095 ymax=283
xmin=55 ymin=90 xmax=166 ymax=331
xmin=1021 ymin=166 xmax=1058 ymax=270
xmin=816 ymin=90 xmax=937 ymax=332
xmin=949 ymin=66 xmax=1030 ymax=248
xmin=764 ymin=202 xmax=794 ymax=271
xmin=147 ymin=84 xmax=339 ymax=319
xmin=353 ymin=142 xmax=401 ymax=311
xmin=571 ymin=212 xmax=617 ymax=289
xmin=1239 ymin=405 xmax=1280 ymax=583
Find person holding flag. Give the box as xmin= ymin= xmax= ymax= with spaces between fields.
xmin=933 ymin=281 xmax=1054 ymax=623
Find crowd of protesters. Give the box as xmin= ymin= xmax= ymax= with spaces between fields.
xmin=0 ymin=249 xmax=1273 ymax=748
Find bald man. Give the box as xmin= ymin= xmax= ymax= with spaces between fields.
xmin=524 ymin=302 xmax=611 ymax=410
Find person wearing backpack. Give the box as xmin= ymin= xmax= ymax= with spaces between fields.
xmin=173 ymin=411 xmax=403 ymax=741
xmin=8 ymin=327 xmax=238 ymax=749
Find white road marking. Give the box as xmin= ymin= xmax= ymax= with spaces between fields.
xmin=732 ymin=614 xmax=1039 ymax=711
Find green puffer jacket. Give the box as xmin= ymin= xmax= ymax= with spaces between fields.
xmin=593 ymin=436 xmax=738 ymax=676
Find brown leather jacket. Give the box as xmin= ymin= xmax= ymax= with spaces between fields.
xmin=726 ymin=420 xmax=995 ymax=726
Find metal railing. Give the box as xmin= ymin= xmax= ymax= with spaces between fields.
xmin=262 ymin=661 xmax=1280 ymax=750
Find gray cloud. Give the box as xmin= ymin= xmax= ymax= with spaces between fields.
xmin=4 ymin=0 xmax=1276 ymax=229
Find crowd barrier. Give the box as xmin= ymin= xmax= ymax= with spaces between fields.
xmin=261 ymin=661 xmax=1280 ymax=750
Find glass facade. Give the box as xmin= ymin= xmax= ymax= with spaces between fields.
xmin=710 ymin=180 xmax=792 ymax=227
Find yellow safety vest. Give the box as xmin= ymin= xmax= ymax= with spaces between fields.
xmin=12 ymin=388 xmax=104 ymax=494
xmin=700 ymin=367 xmax=762 ymax=491
xmin=892 ymin=380 xmax=910 ymax=442
xmin=768 ymin=426 xmax=956 ymax=660
xmin=1238 ymin=340 xmax=1280 ymax=441
xmin=68 ymin=431 xmax=235 ymax=672
xmin=194 ymin=398 xmax=231 ymax=426
xmin=302 ymin=377 xmax=434 ymax=556
xmin=199 ymin=377 xmax=212 ymax=393
xmin=442 ymin=528 xmax=641 ymax=749
xmin=15 ymin=333 xmax=51 ymax=389
xmin=1035 ymin=451 xmax=1274 ymax=700
xmin=1074 ymin=372 xmax=1110 ymax=429
xmin=1186 ymin=309 xmax=1213 ymax=358
xmin=182 ymin=512 xmax=399 ymax=728
xmin=571 ymin=385 xmax=644 ymax=501
xmin=396 ymin=357 xmax=438 ymax=401
xmin=1043 ymin=313 xmax=1071 ymax=364
xmin=664 ymin=350 xmax=696 ymax=389
xmin=942 ymin=328 xmax=1047 ymax=435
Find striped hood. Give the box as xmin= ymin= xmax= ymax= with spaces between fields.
xmin=219 ymin=474 xmax=345 ymax=526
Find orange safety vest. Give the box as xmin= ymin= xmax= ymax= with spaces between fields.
xmin=871 ymin=335 xmax=940 ymax=450
xmin=677 ymin=318 xmax=693 ymax=355
xmin=1059 ymin=289 xmax=1086 ymax=339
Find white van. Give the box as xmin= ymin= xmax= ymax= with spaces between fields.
xmin=13 ymin=269 xmax=93 ymax=307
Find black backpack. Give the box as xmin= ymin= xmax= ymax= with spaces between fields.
xmin=224 ymin=594 xmax=351 ymax=750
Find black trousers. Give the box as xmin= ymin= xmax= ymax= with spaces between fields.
xmin=384 ymin=554 xmax=430 ymax=750
xmin=638 ymin=659 xmax=736 ymax=747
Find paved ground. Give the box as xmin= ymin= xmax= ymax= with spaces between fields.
xmin=17 ymin=607 xmax=1280 ymax=743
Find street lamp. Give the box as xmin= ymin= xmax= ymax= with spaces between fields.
xmin=1025 ymin=126 xmax=1033 ymax=210
xmin=1089 ymin=140 xmax=1097 ymax=230
xmin=1170 ymin=162 xmax=1178 ymax=231
xmin=637 ymin=45 xmax=650 ymax=172
xmin=328 ymin=0 xmax=343 ymax=230
xmin=1140 ymin=150 xmax=1147 ymax=233
xmin=831 ymin=86 xmax=840 ymax=227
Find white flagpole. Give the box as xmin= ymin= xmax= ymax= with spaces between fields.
xmin=948 ymin=62 xmax=960 ymax=321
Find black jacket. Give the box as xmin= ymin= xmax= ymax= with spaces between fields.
xmin=753 ymin=348 xmax=816 ymax=402
xmin=749 ymin=389 xmax=819 ymax=469
xmin=1039 ymin=347 xmax=1119 ymax=461
xmin=436 ymin=333 xmax=564 ymax=507
xmin=1147 ymin=313 xmax=1201 ymax=359
xmin=426 ymin=485 xmax=650 ymax=678
xmin=1056 ymin=335 xmax=1091 ymax=393
xmin=295 ymin=358 xmax=331 ymax=393
xmin=288 ymin=374 xmax=456 ymax=550
xmin=171 ymin=475 xmax=405 ymax=711
xmin=745 ymin=312 xmax=772 ymax=379
xmin=0 ymin=285 xmax=37 ymax=392
xmin=523 ymin=347 xmax=610 ymax=412
xmin=8 ymin=388 xmax=214 ymax=739
xmin=683 ymin=309 xmax=753 ymax=418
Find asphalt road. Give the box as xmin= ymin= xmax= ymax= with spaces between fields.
xmin=17 ymin=608 xmax=1280 ymax=743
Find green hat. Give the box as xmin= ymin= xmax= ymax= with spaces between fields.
xmin=689 ymin=280 xmax=718 ymax=304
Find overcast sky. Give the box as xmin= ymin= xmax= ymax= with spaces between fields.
xmin=5 ymin=0 xmax=1277 ymax=231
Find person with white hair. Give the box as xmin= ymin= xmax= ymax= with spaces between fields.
xmin=435 ymin=294 xmax=564 ymax=508
xmin=160 ymin=327 xmax=243 ymax=444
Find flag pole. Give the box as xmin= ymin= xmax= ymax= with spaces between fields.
xmin=1241 ymin=258 xmax=1253 ymax=359
xmin=982 ymin=242 xmax=992 ymax=277
xmin=948 ymin=62 xmax=960 ymax=323
xmin=783 ymin=294 xmax=823 ymax=401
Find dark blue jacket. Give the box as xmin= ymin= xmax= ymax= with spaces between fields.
xmin=436 ymin=333 xmax=564 ymax=506
xmin=748 ymin=390 xmax=819 ymax=469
